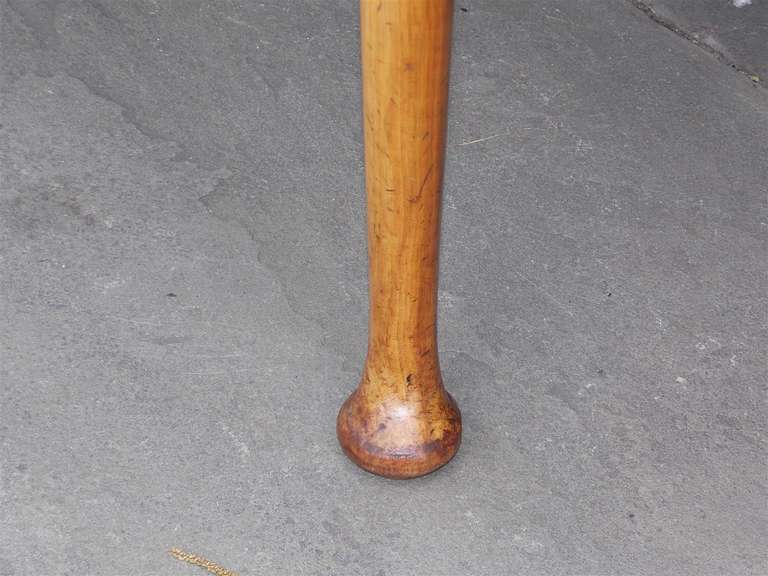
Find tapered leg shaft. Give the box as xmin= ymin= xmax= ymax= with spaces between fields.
xmin=337 ymin=0 xmax=461 ymax=479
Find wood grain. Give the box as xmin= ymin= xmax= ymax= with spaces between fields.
xmin=337 ymin=0 xmax=461 ymax=479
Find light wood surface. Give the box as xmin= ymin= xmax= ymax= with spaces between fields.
xmin=337 ymin=0 xmax=461 ymax=479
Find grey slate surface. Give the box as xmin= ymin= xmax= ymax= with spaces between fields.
xmin=1 ymin=1 xmax=767 ymax=575
xmin=639 ymin=0 xmax=768 ymax=81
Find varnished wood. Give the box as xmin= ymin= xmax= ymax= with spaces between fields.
xmin=337 ymin=0 xmax=460 ymax=479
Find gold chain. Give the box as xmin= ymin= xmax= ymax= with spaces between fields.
xmin=169 ymin=548 xmax=238 ymax=576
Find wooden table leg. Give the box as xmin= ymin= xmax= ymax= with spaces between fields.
xmin=337 ymin=0 xmax=460 ymax=479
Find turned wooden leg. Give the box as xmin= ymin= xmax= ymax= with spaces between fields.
xmin=337 ymin=0 xmax=460 ymax=479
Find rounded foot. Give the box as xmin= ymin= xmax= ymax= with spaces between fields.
xmin=337 ymin=388 xmax=461 ymax=479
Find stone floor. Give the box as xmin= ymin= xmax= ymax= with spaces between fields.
xmin=637 ymin=0 xmax=767 ymax=81
xmin=1 ymin=1 xmax=766 ymax=574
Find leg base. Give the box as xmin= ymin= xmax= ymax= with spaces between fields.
xmin=337 ymin=388 xmax=461 ymax=479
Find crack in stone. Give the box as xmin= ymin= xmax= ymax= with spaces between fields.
xmin=627 ymin=0 xmax=763 ymax=87
xmin=6 ymin=0 xmax=61 ymax=49
xmin=63 ymin=70 xmax=191 ymax=162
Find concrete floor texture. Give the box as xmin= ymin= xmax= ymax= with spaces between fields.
xmin=1 ymin=0 xmax=766 ymax=575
